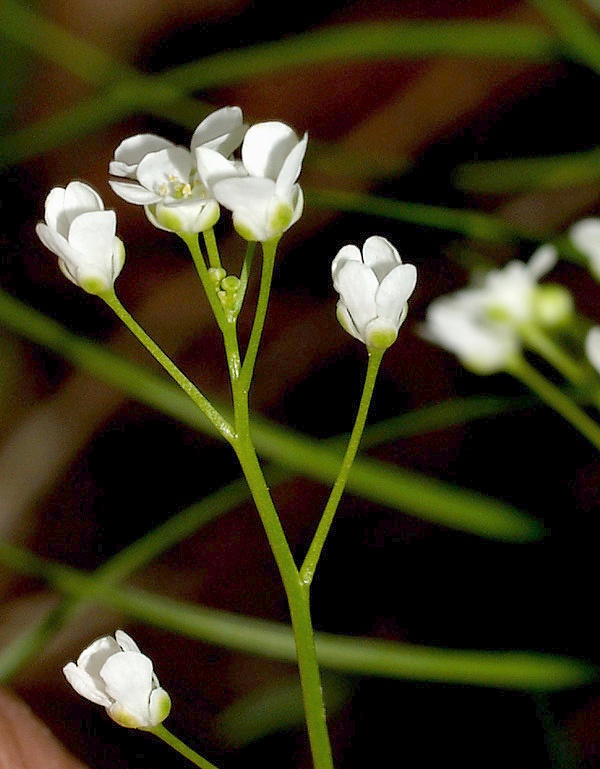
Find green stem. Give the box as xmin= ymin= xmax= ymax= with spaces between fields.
xmin=100 ymin=289 xmax=234 ymax=442
xmin=240 ymin=238 xmax=278 ymax=390
xmin=506 ymin=354 xmax=600 ymax=451
xmin=301 ymin=349 xmax=384 ymax=586
xmin=202 ymin=228 xmax=222 ymax=271
xmin=235 ymin=241 xmax=256 ymax=314
xmin=149 ymin=724 xmax=220 ymax=769
xmin=180 ymin=233 xmax=242 ymax=385
xmin=233 ymin=439 xmax=334 ymax=769
xmin=520 ymin=323 xmax=588 ymax=386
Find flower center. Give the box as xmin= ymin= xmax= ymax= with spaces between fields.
xmin=158 ymin=173 xmax=202 ymax=201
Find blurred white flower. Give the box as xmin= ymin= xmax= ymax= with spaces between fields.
xmin=109 ymin=106 xmax=247 ymax=233
xmin=212 ymin=121 xmax=308 ymax=242
xmin=569 ymin=218 xmax=600 ymax=280
xmin=585 ymin=326 xmax=600 ymax=374
xmin=36 ymin=181 xmax=125 ymax=295
xmin=474 ymin=244 xmax=557 ymax=326
xmin=422 ymin=292 xmax=519 ymax=374
xmin=331 ymin=236 xmax=417 ymax=350
xmin=63 ymin=630 xmax=171 ymax=729
xmin=421 ymin=247 xmax=556 ymax=373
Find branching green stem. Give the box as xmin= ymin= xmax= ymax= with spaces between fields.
xmin=506 ymin=354 xmax=600 ymax=451
xmin=100 ymin=289 xmax=234 ymax=442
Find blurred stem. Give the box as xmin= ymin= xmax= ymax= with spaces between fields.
xmin=150 ymin=724 xmax=220 ymax=769
xmin=506 ymin=354 xmax=600 ymax=451
xmin=520 ymin=323 xmax=590 ymax=386
xmin=235 ymin=241 xmax=256 ymax=313
xmin=301 ymin=349 xmax=383 ymax=586
xmin=528 ymin=0 xmax=600 ymax=74
xmin=100 ymin=289 xmax=234 ymax=442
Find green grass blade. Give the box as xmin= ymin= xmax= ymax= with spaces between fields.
xmin=0 ymin=540 xmax=594 ymax=692
xmin=0 ymin=289 xmax=544 ymax=541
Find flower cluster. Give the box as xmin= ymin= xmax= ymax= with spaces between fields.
xmin=110 ymin=106 xmax=307 ymax=242
xmin=63 ymin=630 xmax=171 ymax=729
xmin=422 ymin=245 xmax=561 ymax=373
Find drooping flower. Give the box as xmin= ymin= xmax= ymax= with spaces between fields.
xmin=63 ymin=630 xmax=171 ymax=729
xmin=210 ymin=121 xmax=308 ymax=242
xmin=109 ymin=106 xmax=247 ymax=233
xmin=35 ymin=181 xmax=125 ymax=295
xmin=331 ymin=236 xmax=417 ymax=350
xmin=569 ymin=218 xmax=600 ymax=280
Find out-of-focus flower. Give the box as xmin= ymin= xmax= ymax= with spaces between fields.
xmin=331 ymin=236 xmax=417 ymax=350
xmin=569 ymin=218 xmax=600 ymax=280
xmin=585 ymin=326 xmax=600 ymax=374
xmin=35 ymin=181 xmax=125 ymax=295
xmin=421 ymin=247 xmax=557 ymax=374
xmin=109 ymin=106 xmax=247 ymax=233
xmin=422 ymin=292 xmax=519 ymax=374
xmin=473 ymin=244 xmax=557 ymax=326
xmin=211 ymin=121 xmax=307 ymax=242
xmin=63 ymin=630 xmax=171 ymax=729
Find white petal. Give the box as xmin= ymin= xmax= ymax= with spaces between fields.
xmin=213 ymin=176 xmax=274 ymax=213
xmin=64 ymin=182 xmax=104 ymax=216
xmin=336 ymin=301 xmax=364 ymax=342
xmin=101 ymin=652 xmax=155 ymax=726
xmin=362 ymin=236 xmax=402 ymax=282
xmin=43 ymin=188 xmax=68 ymax=233
xmin=275 ymin=133 xmax=307 ymax=195
xmin=136 ymin=146 xmax=194 ymax=193
xmin=68 ymin=211 xmax=116 ymax=263
xmin=375 ymin=263 xmax=417 ymax=322
xmin=115 ymin=630 xmax=141 ymax=653
xmin=63 ymin=662 xmax=113 ymax=707
xmin=331 ymin=244 xmax=362 ymax=282
xmin=190 ymin=106 xmax=246 ymax=156
xmin=334 ymin=261 xmax=379 ymax=338
xmin=242 ymin=122 xmax=298 ymax=179
xmin=109 ymin=180 xmax=161 ymax=205
xmin=36 ymin=222 xmax=72 ymax=261
xmin=195 ymin=147 xmax=245 ymax=190
xmin=111 ymin=134 xmax=175 ymax=176
xmin=77 ymin=635 xmax=121 ymax=678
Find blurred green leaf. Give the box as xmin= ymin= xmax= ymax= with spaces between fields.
xmin=0 ymin=539 xmax=595 ymax=692
xmin=0 ymin=288 xmax=544 ymax=541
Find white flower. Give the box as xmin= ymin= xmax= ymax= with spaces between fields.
xmin=420 ymin=247 xmax=556 ymax=373
xmin=474 ymin=244 xmax=557 ymax=326
xmin=422 ymin=292 xmax=519 ymax=374
xmin=331 ymin=236 xmax=417 ymax=350
xmin=63 ymin=630 xmax=171 ymax=729
xmin=585 ymin=326 xmax=600 ymax=374
xmin=569 ymin=218 xmax=600 ymax=280
xmin=35 ymin=181 xmax=125 ymax=295
xmin=211 ymin=121 xmax=308 ymax=242
xmin=109 ymin=106 xmax=247 ymax=233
